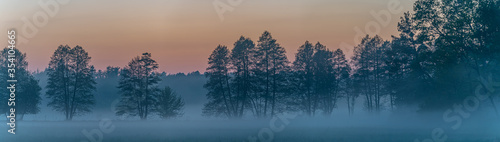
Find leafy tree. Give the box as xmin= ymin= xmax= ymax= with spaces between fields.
xmin=46 ymin=45 xmax=96 ymax=120
xmin=116 ymin=53 xmax=162 ymax=120
xmin=0 ymin=48 xmax=42 ymax=120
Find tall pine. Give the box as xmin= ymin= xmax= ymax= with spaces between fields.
xmin=252 ymin=31 xmax=290 ymax=117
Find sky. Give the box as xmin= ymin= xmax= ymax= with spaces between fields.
xmin=0 ymin=0 xmax=414 ymax=73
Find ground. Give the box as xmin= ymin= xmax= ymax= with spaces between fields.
xmin=1 ymin=116 xmax=499 ymax=142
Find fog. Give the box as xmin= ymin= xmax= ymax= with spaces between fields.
xmin=2 ymin=93 xmax=499 ymax=142
xmin=1 ymin=71 xmax=498 ymax=142
xmin=1 ymin=109 xmax=499 ymax=142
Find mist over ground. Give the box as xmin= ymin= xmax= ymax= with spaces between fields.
xmin=1 ymin=111 xmax=498 ymax=142
xmin=0 ymin=72 xmax=498 ymax=142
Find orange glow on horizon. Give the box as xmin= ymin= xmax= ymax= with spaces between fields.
xmin=0 ymin=0 xmax=414 ymax=73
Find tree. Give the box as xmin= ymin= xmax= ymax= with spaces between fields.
xmin=46 ymin=45 xmax=96 ymax=120
xmin=116 ymin=53 xmax=161 ymax=120
xmin=203 ymin=45 xmax=237 ymax=118
xmin=291 ymin=41 xmax=317 ymax=116
xmin=155 ymin=86 xmax=184 ymax=119
xmin=15 ymin=75 xmax=42 ymax=120
xmin=0 ymin=48 xmax=42 ymax=120
xmin=473 ymin=0 xmax=500 ymax=115
xmin=230 ymin=36 xmax=256 ymax=118
xmin=291 ymin=41 xmax=352 ymax=117
xmin=331 ymin=49 xmax=352 ymax=116
xmin=345 ymin=74 xmax=357 ymax=116
xmin=204 ymin=33 xmax=290 ymax=118
xmin=312 ymin=42 xmax=337 ymax=116
xmin=386 ymin=12 xmax=433 ymax=110
xmin=252 ymin=31 xmax=290 ymax=117
xmin=291 ymin=42 xmax=350 ymax=117
xmin=351 ymin=35 xmax=389 ymax=113
xmin=385 ymin=12 xmax=416 ymax=109
xmin=409 ymin=0 xmax=500 ymax=112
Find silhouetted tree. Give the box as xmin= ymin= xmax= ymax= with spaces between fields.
xmin=351 ymin=35 xmax=389 ymax=113
xmin=116 ymin=53 xmax=161 ymax=120
xmin=312 ymin=42 xmax=337 ymax=116
xmin=331 ymin=49 xmax=351 ymax=116
xmin=345 ymin=74 xmax=357 ymax=116
xmin=230 ymin=36 xmax=256 ymax=118
xmin=203 ymin=45 xmax=236 ymax=118
xmin=292 ymin=42 xmax=350 ymax=117
xmin=386 ymin=12 xmax=431 ymax=110
xmin=409 ymin=0 xmax=500 ymax=112
xmin=252 ymin=31 xmax=290 ymax=117
xmin=291 ymin=41 xmax=317 ymax=116
xmin=46 ymin=45 xmax=96 ymax=120
xmin=0 ymin=48 xmax=42 ymax=120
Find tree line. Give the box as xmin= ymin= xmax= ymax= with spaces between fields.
xmin=203 ymin=0 xmax=500 ymax=118
xmin=1 ymin=47 xmax=184 ymax=120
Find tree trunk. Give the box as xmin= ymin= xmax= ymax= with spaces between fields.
xmin=489 ymin=96 xmax=499 ymax=117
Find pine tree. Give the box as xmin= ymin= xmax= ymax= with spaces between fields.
xmin=203 ymin=45 xmax=236 ymax=118
xmin=230 ymin=36 xmax=256 ymax=118
xmin=116 ymin=53 xmax=161 ymax=120
xmin=252 ymin=31 xmax=290 ymax=117
xmin=291 ymin=41 xmax=316 ymax=116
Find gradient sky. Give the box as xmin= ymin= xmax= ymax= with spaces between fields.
xmin=0 ymin=0 xmax=414 ymax=73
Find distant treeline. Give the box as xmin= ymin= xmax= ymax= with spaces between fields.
xmin=1 ymin=0 xmax=499 ymax=120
